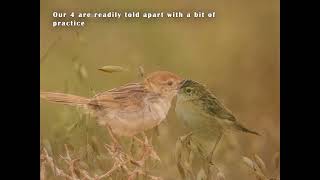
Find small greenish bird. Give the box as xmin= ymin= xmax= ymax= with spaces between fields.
xmin=175 ymin=80 xmax=260 ymax=160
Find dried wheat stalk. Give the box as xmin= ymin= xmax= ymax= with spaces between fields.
xmin=40 ymin=133 xmax=162 ymax=180
xmin=242 ymin=154 xmax=280 ymax=180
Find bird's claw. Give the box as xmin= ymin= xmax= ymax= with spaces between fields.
xmin=143 ymin=139 xmax=161 ymax=162
xmin=134 ymin=133 xmax=161 ymax=163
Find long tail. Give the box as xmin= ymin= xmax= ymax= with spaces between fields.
xmin=235 ymin=123 xmax=261 ymax=136
xmin=40 ymin=91 xmax=90 ymax=108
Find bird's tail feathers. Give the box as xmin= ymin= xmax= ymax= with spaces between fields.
xmin=40 ymin=91 xmax=90 ymax=108
xmin=235 ymin=123 xmax=261 ymax=136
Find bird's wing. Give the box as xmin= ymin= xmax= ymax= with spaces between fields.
xmin=88 ymin=83 xmax=158 ymax=112
xmin=199 ymin=92 xmax=237 ymax=122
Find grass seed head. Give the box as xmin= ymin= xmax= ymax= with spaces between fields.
xmin=242 ymin=156 xmax=255 ymax=170
xmin=254 ymin=154 xmax=266 ymax=172
xmin=98 ymin=65 xmax=128 ymax=73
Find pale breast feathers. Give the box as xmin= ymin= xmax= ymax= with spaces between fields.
xmin=86 ymin=83 xmax=165 ymax=136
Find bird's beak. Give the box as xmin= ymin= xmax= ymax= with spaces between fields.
xmin=177 ymin=79 xmax=187 ymax=90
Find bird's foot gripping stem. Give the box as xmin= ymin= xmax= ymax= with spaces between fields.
xmin=106 ymin=125 xmax=123 ymax=153
xmin=133 ymin=132 xmax=161 ymax=164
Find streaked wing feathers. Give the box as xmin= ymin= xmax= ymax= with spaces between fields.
xmin=88 ymin=83 xmax=157 ymax=111
xmin=200 ymin=91 xmax=237 ymax=122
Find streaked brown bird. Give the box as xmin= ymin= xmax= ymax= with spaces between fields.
xmin=40 ymin=71 xmax=184 ymax=137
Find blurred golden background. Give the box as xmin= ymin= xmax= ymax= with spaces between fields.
xmin=40 ymin=0 xmax=279 ymax=179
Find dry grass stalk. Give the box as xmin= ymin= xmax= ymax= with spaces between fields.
xmin=72 ymin=57 xmax=89 ymax=81
xmin=175 ymin=138 xmax=187 ymax=179
xmin=242 ymin=157 xmax=256 ymax=170
xmin=40 ymin=157 xmax=46 ymax=180
xmin=41 ymin=131 xmax=163 ymax=180
xmin=60 ymin=144 xmax=81 ymax=179
xmin=138 ymin=65 xmax=145 ymax=78
xmin=175 ymin=133 xmax=192 ymax=179
xmin=127 ymin=168 xmax=163 ymax=180
xmin=242 ymin=155 xmax=280 ymax=180
xmin=40 ymin=36 xmax=61 ymax=63
xmin=41 ymin=147 xmax=75 ymax=180
xmin=175 ymin=132 xmax=225 ymax=180
xmin=254 ymin=154 xmax=267 ymax=173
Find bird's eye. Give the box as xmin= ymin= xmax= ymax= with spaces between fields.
xmin=167 ymin=81 xmax=173 ymax=86
xmin=186 ymin=88 xmax=192 ymax=94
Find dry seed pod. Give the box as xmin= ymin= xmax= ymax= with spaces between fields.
xmin=79 ymin=64 xmax=88 ymax=79
xmin=253 ymin=170 xmax=269 ymax=180
xmin=242 ymin=156 xmax=255 ymax=170
xmin=98 ymin=65 xmax=128 ymax=73
xmin=129 ymin=159 xmax=142 ymax=167
xmin=72 ymin=58 xmax=88 ymax=80
xmin=67 ymin=121 xmax=79 ymax=132
xmin=254 ymin=154 xmax=266 ymax=172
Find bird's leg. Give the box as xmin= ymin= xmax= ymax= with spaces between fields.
xmin=142 ymin=132 xmax=161 ymax=162
xmin=134 ymin=132 xmax=161 ymax=163
xmin=207 ymin=132 xmax=223 ymax=163
xmin=106 ymin=125 xmax=122 ymax=152
xmin=153 ymin=125 xmax=160 ymax=137
xmin=141 ymin=132 xmax=149 ymax=143
xmin=204 ymin=132 xmax=223 ymax=180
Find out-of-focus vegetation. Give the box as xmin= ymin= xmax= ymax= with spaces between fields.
xmin=40 ymin=0 xmax=279 ymax=179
